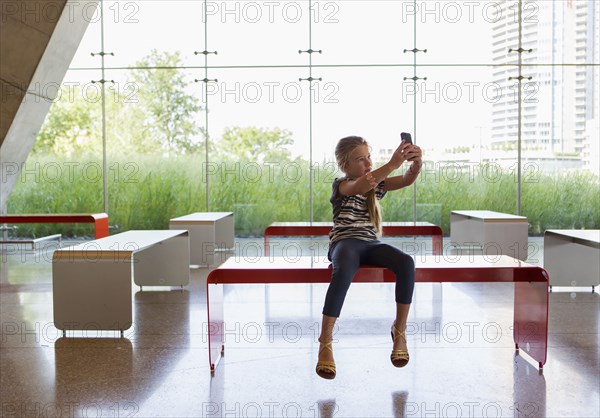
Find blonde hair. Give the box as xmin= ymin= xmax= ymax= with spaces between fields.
xmin=335 ymin=136 xmax=382 ymax=236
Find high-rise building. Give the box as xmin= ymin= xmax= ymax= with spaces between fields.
xmin=490 ymin=0 xmax=598 ymax=161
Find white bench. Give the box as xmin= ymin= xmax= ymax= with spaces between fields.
xmin=450 ymin=210 xmax=529 ymax=260
xmin=0 ymin=234 xmax=62 ymax=250
xmin=52 ymin=230 xmax=190 ymax=334
xmin=0 ymin=224 xmax=61 ymax=250
xmin=544 ymin=229 xmax=600 ymax=290
xmin=169 ymin=212 xmax=234 ymax=267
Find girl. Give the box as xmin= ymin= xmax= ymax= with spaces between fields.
xmin=316 ymin=135 xmax=422 ymax=380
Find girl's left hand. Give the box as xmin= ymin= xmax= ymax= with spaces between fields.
xmin=365 ymin=172 xmax=379 ymax=189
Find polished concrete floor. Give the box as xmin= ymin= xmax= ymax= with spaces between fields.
xmin=1 ymin=237 xmax=598 ymax=417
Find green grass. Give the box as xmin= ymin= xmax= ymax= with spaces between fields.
xmin=7 ymin=155 xmax=599 ymax=237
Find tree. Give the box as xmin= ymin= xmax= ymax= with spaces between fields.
xmin=216 ymin=126 xmax=294 ymax=162
xmin=33 ymin=86 xmax=101 ymax=156
xmin=129 ymin=50 xmax=204 ymax=155
xmin=33 ymin=50 xmax=205 ymax=157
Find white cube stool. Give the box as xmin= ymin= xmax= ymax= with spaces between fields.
xmin=450 ymin=210 xmax=529 ymax=260
xmin=169 ymin=212 xmax=234 ymax=267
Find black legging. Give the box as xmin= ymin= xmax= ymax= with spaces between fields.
xmin=322 ymin=238 xmax=415 ymax=317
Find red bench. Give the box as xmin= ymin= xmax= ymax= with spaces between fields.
xmin=0 ymin=213 xmax=109 ymax=239
xmin=264 ymin=222 xmax=444 ymax=255
xmin=206 ymin=255 xmax=549 ymax=373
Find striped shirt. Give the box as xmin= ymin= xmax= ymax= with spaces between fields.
xmin=329 ymin=177 xmax=387 ymax=245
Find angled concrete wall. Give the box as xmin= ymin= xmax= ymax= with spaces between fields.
xmin=0 ymin=0 xmax=98 ymax=213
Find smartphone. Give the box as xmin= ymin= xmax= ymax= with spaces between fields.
xmin=401 ymin=132 xmax=416 ymax=161
xmin=400 ymin=132 xmax=412 ymax=144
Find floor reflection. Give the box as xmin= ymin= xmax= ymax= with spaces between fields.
xmin=50 ymin=290 xmax=192 ymax=414
xmin=391 ymin=391 xmax=410 ymax=418
xmin=513 ymin=353 xmax=546 ymax=417
xmin=316 ymin=398 xmax=337 ymax=418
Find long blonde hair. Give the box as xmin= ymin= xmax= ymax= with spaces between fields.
xmin=335 ymin=136 xmax=382 ymax=235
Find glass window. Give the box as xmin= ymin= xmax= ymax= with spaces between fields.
xmin=418 ymin=0 xmax=496 ymax=65
xmin=103 ymin=0 xmax=206 ymax=68
xmin=10 ymin=71 xmax=104 ymax=236
xmin=415 ymin=66 xmax=510 ymax=233
xmin=104 ymin=67 xmax=206 ymax=229
xmin=17 ymin=0 xmax=599 ymax=237
xmin=312 ymin=1 xmax=413 ymax=66
xmin=205 ymin=68 xmax=309 ymax=234
xmin=69 ymin=4 xmax=102 ymax=69
xmin=209 ymin=0 xmax=305 ymax=67
xmin=312 ymin=66 xmax=415 ymax=221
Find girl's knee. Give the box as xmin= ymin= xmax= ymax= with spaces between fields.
xmin=394 ymin=250 xmax=414 ymax=265
xmin=403 ymin=253 xmax=415 ymax=269
xmin=393 ymin=252 xmax=415 ymax=273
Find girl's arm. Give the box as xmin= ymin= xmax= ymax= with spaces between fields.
xmin=339 ymin=142 xmax=413 ymax=196
xmin=383 ymin=162 xmax=422 ymax=191
xmin=384 ymin=146 xmax=423 ymax=191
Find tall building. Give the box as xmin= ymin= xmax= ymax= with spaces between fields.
xmin=490 ymin=0 xmax=599 ymax=161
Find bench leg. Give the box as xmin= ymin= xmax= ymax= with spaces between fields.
xmin=94 ymin=217 xmax=110 ymax=239
xmin=432 ymin=234 xmax=443 ymax=256
xmin=513 ymin=269 xmax=549 ymax=369
xmin=133 ymin=234 xmax=190 ymax=287
xmin=207 ymin=282 xmax=224 ymax=373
